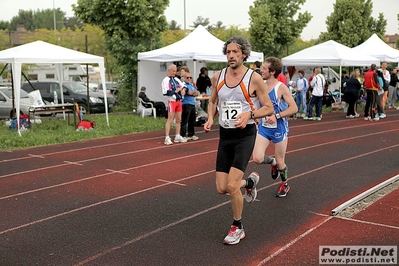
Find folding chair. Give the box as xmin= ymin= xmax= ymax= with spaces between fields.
xmin=137 ymin=98 xmax=156 ymax=118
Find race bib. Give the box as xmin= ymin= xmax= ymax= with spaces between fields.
xmin=221 ymin=101 xmax=243 ymax=128
xmin=262 ymin=116 xmax=277 ymax=128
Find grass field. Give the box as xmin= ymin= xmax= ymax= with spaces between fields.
xmin=0 ymin=112 xmax=166 ymax=151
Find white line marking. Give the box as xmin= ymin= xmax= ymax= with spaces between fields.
xmin=0 ymin=151 xmax=215 ymax=201
xmin=333 ymin=215 xmax=399 ymax=230
xmin=73 ymin=200 xmax=230 ymax=266
xmin=106 ymin=169 xmax=130 ymax=175
xmin=158 ymin=179 xmax=187 ymax=186
xmin=64 ymin=161 xmax=83 ymax=166
xmin=28 ymin=154 xmax=44 ymax=158
xmin=256 ymin=216 xmax=334 ymax=266
xmin=0 ymin=170 xmax=215 ymax=235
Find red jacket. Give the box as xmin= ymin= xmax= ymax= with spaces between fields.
xmin=363 ymin=70 xmax=380 ymax=90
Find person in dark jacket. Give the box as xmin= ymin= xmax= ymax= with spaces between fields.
xmin=138 ymin=86 xmax=166 ymax=118
xmin=388 ymin=67 xmax=398 ymax=109
xmin=344 ymin=72 xmax=361 ymax=118
xmin=196 ymin=67 xmax=212 ymax=94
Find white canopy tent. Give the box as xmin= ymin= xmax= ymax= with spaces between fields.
xmin=282 ymin=40 xmax=380 ymax=67
xmin=352 ymin=33 xmax=399 ymax=62
xmin=0 ymin=41 xmax=109 ymax=135
xmin=138 ymin=25 xmax=264 ymax=102
xmin=282 ymin=40 xmax=380 ymax=101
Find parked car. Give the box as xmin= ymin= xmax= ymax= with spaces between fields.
xmin=21 ymin=81 xmax=116 ymax=114
xmin=97 ymin=82 xmax=119 ymax=96
xmin=0 ymin=87 xmax=32 ymax=119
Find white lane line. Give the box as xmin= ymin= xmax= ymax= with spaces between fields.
xmin=333 ymin=216 xmax=399 ymax=230
xmin=28 ymin=154 xmax=44 ymax=158
xmin=1 ymin=127 xmax=397 ymax=181
xmin=106 ymin=169 xmax=130 ymax=175
xmin=256 ymin=216 xmax=334 ymax=266
xmin=158 ymin=179 xmax=187 ymax=186
xmin=0 ymin=170 xmax=215 ymax=236
xmin=73 ymin=200 xmax=231 ymax=266
xmin=0 ymin=151 xmax=216 ymax=201
xmin=2 ymin=118 xmax=395 ymax=164
xmin=64 ymin=161 xmax=83 ymax=166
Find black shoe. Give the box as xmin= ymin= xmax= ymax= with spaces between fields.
xmin=275 ymin=182 xmax=290 ymax=198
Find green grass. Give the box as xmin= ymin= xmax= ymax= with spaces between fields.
xmin=0 ymin=113 xmax=166 ymax=151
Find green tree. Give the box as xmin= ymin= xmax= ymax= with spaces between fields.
xmin=207 ymin=21 xmax=226 ymax=31
xmin=169 ymin=20 xmax=181 ymax=30
xmin=190 ymin=16 xmax=210 ymax=29
xmin=9 ymin=9 xmax=66 ymax=31
xmin=248 ymin=0 xmax=312 ymax=58
xmin=0 ymin=21 xmax=11 ymax=30
xmin=73 ymin=0 xmax=169 ymax=109
xmin=319 ymin=0 xmax=387 ymax=47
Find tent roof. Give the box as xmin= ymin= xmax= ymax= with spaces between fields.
xmin=352 ymin=33 xmax=399 ymax=62
xmin=0 ymin=40 xmax=104 ymax=64
xmin=282 ymin=40 xmax=380 ymax=66
xmin=138 ymin=25 xmax=263 ymax=62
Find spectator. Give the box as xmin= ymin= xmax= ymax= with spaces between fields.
xmin=388 ymin=67 xmax=398 ymax=109
xmin=295 ymin=70 xmax=308 ymax=118
xmin=181 ymin=73 xmax=199 ymax=141
xmin=341 ymin=70 xmax=349 ymax=94
xmin=363 ymin=63 xmax=380 ymax=121
xmin=304 ymin=67 xmax=325 ymax=121
xmin=375 ymin=70 xmax=386 ymax=119
xmin=344 ymin=72 xmax=361 ymax=118
xmin=196 ymin=67 xmax=212 ymax=94
xmin=138 ymin=86 xmax=166 ymax=118
xmin=381 ymin=61 xmax=390 ymax=109
xmin=253 ymin=61 xmax=262 ymax=75
xmin=161 ymin=64 xmax=187 ymax=145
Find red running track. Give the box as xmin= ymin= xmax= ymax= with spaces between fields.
xmin=0 ymin=109 xmax=398 ymax=265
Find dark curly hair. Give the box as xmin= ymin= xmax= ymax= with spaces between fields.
xmin=222 ymin=36 xmax=251 ymax=62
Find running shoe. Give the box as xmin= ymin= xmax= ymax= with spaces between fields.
xmin=174 ymin=135 xmax=187 ymax=143
xmin=379 ymin=113 xmax=386 ymax=119
xmin=164 ymin=136 xmax=173 ymax=145
xmin=314 ymin=116 xmax=322 ymax=121
xmin=275 ymin=182 xmax=290 ymax=198
xmin=271 ymin=162 xmax=279 ymax=180
xmin=223 ymin=225 xmax=245 ymax=245
xmin=244 ymin=172 xmax=260 ymax=203
xmin=187 ymin=135 xmax=199 ymax=141
xmin=355 ymin=113 xmax=360 ymax=118
xmin=346 ymin=115 xmax=355 ymax=119
xmin=303 ymin=116 xmax=310 ymax=120
xmin=373 ymin=117 xmax=380 ymax=121
xmin=364 ymin=116 xmax=371 ymax=121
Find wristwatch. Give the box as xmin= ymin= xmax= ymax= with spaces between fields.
xmin=275 ymin=112 xmax=281 ymax=119
xmin=250 ymin=110 xmax=255 ymax=119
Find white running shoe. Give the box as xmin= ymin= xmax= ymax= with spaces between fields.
xmin=164 ymin=136 xmax=173 ymax=145
xmin=244 ymin=172 xmax=260 ymax=203
xmin=190 ymin=135 xmax=199 ymax=141
xmin=355 ymin=113 xmax=360 ymax=118
xmin=379 ymin=113 xmax=386 ymax=119
xmin=174 ymin=135 xmax=187 ymax=143
xmin=223 ymin=225 xmax=245 ymax=245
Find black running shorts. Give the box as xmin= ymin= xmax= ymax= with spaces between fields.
xmin=216 ymin=124 xmax=257 ymax=173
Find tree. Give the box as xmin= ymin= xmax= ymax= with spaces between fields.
xmin=73 ymin=0 xmax=169 ymax=108
xmin=0 ymin=21 xmax=10 ymax=30
xmin=9 ymin=9 xmax=67 ymax=31
xmin=169 ymin=20 xmax=181 ymax=30
xmin=190 ymin=16 xmax=210 ymax=29
xmin=248 ymin=0 xmax=312 ymax=58
xmin=319 ymin=0 xmax=387 ymax=47
xmin=207 ymin=21 xmax=226 ymax=31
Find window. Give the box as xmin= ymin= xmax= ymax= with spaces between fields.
xmin=28 ymin=74 xmax=38 ymax=80
xmin=46 ymin=74 xmax=55 ymax=79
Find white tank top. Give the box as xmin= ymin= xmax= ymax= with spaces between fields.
xmin=216 ymin=68 xmax=258 ymax=128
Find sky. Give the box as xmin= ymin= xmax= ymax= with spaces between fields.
xmin=0 ymin=0 xmax=398 ymax=40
